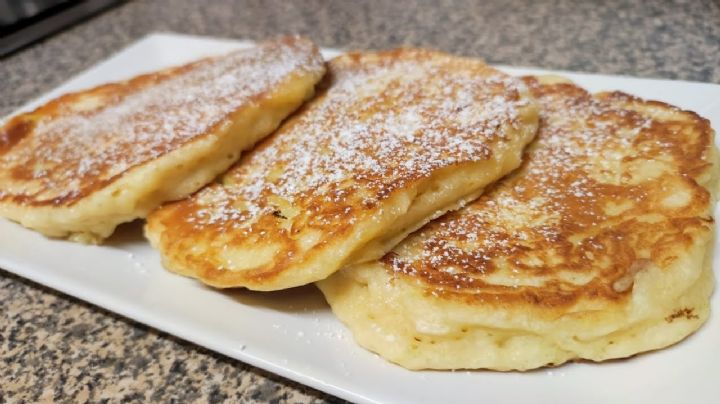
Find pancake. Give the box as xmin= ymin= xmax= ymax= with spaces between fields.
xmin=0 ymin=36 xmax=325 ymax=243
xmin=146 ymin=48 xmax=539 ymax=291
xmin=317 ymin=76 xmax=718 ymax=370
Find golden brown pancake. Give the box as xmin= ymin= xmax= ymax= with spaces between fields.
xmin=146 ymin=48 xmax=539 ymax=291
xmin=0 ymin=36 xmax=325 ymax=243
xmin=318 ymin=76 xmax=718 ymax=370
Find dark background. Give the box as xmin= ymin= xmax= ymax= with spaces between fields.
xmin=1 ymin=0 xmax=719 ymax=402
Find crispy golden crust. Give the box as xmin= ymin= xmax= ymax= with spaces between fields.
xmin=318 ymin=77 xmax=717 ymax=370
xmin=0 ymin=36 xmax=326 ymax=242
xmin=147 ymin=49 xmax=539 ymax=290
xmin=0 ymin=36 xmax=323 ymax=207
xmin=382 ymin=77 xmax=716 ymax=310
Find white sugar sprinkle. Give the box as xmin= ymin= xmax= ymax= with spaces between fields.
xmin=2 ymin=37 xmax=323 ymax=203
xmin=187 ymin=51 xmax=528 ymax=229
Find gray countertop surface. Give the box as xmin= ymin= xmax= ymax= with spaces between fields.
xmin=1 ymin=0 xmax=718 ymax=402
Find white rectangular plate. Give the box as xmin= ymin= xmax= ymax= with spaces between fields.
xmin=2 ymin=33 xmax=719 ymax=404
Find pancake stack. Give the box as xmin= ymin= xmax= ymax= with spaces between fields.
xmin=1 ymin=38 xmax=716 ymax=371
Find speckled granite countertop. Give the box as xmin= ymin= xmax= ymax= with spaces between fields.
xmin=1 ymin=0 xmax=719 ymax=402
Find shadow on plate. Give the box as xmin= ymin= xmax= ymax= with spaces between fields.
xmin=221 ymin=284 xmax=330 ymax=313
xmin=104 ymin=219 xmax=146 ymax=247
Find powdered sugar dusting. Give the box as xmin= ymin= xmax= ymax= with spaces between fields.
xmin=0 ymin=36 xmax=324 ymax=204
xmin=186 ymin=49 xmax=530 ymax=230
xmin=383 ymin=79 xmax=713 ymax=304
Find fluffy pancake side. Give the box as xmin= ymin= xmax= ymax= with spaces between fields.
xmin=318 ymin=76 xmax=718 ymax=370
xmin=146 ymin=49 xmax=539 ymax=290
xmin=0 ymin=36 xmax=325 ymax=243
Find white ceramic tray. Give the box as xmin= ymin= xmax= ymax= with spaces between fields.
xmin=2 ymin=33 xmax=719 ymax=404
